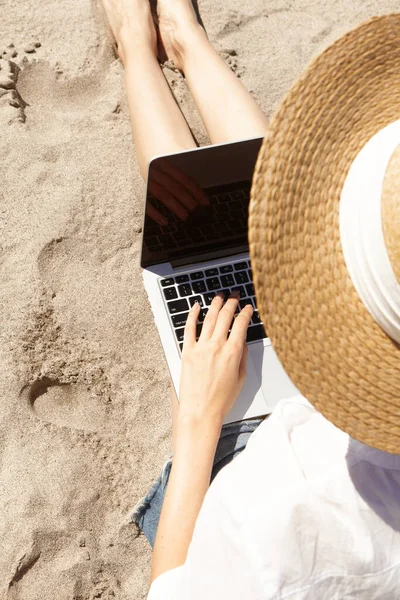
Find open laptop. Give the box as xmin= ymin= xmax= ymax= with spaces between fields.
xmin=141 ymin=137 xmax=299 ymax=423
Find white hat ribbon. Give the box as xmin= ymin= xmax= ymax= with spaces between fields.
xmin=340 ymin=120 xmax=400 ymax=345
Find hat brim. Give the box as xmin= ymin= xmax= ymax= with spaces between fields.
xmin=249 ymin=14 xmax=400 ymax=453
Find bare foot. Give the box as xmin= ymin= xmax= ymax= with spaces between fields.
xmin=101 ymin=0 xmax=158 ymax=64
xmin=156 ymin=0 xmax=203 ymax=71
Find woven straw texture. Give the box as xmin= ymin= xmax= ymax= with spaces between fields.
xmin=249 ymin=15 xmax=400 ymax=453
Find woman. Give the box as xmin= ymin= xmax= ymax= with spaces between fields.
xmin=102 ymin=3 xmax=400 ymax=598
xmin=102 ymin=0 xmax=269 ymax=568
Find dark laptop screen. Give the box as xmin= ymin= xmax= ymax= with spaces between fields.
xmin=141 ymin=137 xmax=263 ymax=268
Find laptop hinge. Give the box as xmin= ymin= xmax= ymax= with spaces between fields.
xmin=170 ymin=245 xmax=248 ymax=269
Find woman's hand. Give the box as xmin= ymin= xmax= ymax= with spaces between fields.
xmin=179 ymin=293 xmax=253 ymax=425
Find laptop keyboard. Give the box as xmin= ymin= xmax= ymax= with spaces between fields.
xmin=160 ymin=260 xmax=267 ymax=352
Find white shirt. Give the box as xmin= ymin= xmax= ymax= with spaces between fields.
xmin=148 ymin=397 xmax=400 ymax=599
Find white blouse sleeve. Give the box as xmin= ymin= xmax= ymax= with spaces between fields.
xmin=147 ymin=567 xmax=184 ymax=599
xmin=145 ymin=465 xmax=260 ymax=600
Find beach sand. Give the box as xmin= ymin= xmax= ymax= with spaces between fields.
xmin=0 ymin=1 xmax=398 ymax=598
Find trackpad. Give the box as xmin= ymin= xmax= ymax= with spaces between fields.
xmin=223 ymin=351 xmax=265 ymax=424
xmin=249 ymin=342 xmax=300 ymax=413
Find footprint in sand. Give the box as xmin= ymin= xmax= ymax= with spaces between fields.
xmin=13 ymin=57 xmax=122 ymax=132
xmin=20 ymin=377 xmax=108 ymax=432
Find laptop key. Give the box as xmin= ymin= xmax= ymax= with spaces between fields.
xmin=252 ymin=310 xmax=262 ymax=324
xmin=204 ymin=292 xmax=216 ymax=305
xmin=163 ymin=287 xmax=178 ymax=301
xmin=175 ymin=274 xmax=189 ymax=284
xmin=239 ymin=298 xmax=253 ymax=310
xmin=172 ymin=312 xmax=189 ymax=328
xmin=175 ymin=328 xmax=185 ymax=342
xmin=246 ymin=283 xmax=255 ymax=296
xmin=205 ymin=268 xmax=218 ymax=277
xmin=220 ymin=289 xmax=231 ymax=300
xmin=221 ymin=274 xmax=235 ymax=287
xmin=198 ymin=308 xmax=208 ymax=322
xmin=231 ymin=286 xmax=246 ymax=298
xmin=168 ymin=298 xmax=189 ymax=314
xmin=192 ymin=280 xmax=207 ymax=294
xmin=234 ymin=262 xmax=248 ymax=271
xmin=190 ymin=271 xmax=204 ymax=280
xmin=178 ymin=283 xmax=192 ymax=297
xmin=179 ymin=342 xmax=183 ymax=352
xmin=219 ymin=265 xmax=233 ymax=273
xmin=161 ymin=277 xmax=174 ymax=287
xmin=234 ymin=271 xmax=249 ymax=284
xmin=206 ymin=277 xmax=221 ymax=291
xmin=246 ymin=324 xmax=267 ymax=343
xmin=189 ymin=295 xmax=204 ymax=307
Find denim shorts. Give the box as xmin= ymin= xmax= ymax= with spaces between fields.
xmin=131 ymin=418 xmax=264 ymax=548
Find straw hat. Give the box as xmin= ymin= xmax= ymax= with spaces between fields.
xmin=249 ymin=14 xmax=400 ymax=453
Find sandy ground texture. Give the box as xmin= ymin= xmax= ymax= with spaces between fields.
xmin=0 ymin=1 xmax=399 ymax=598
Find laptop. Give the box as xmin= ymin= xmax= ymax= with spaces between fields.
xmin=141 ymin=137 xmax=299 ymax=424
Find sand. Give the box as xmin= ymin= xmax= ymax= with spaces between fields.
xmin=0 ymin=1 xmax=398 ymax=598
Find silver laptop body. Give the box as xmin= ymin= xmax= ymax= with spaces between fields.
xmin=141 ymin=137 xmax=299 ymax=424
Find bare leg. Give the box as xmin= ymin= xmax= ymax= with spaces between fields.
xmin=156 ymin=0 xmax=269 ymax=144
xmin=102 ymin=0 xmax=196 ymax=177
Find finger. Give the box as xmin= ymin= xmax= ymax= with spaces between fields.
xmin=159 ymin=161 xmax=210 ymax=207
xmin=212 ymin=295 xmax=240 ymax=340
xmin=152 ymin=168 xmax=198 ymax=212
xmin=229 ymin=304 xmax=253 ymax=347
xmin=199 ymin=293 xmax=225 ymax=339
xmin=148 ymin=180 xmax=189 ymax=221
xmin=183 ymin=302 xmax=201 ymax=348
xmin=239 ymin=342 xmax=248 ymax=381
xmin=146 ymin=203 xmax=168 ymax=226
